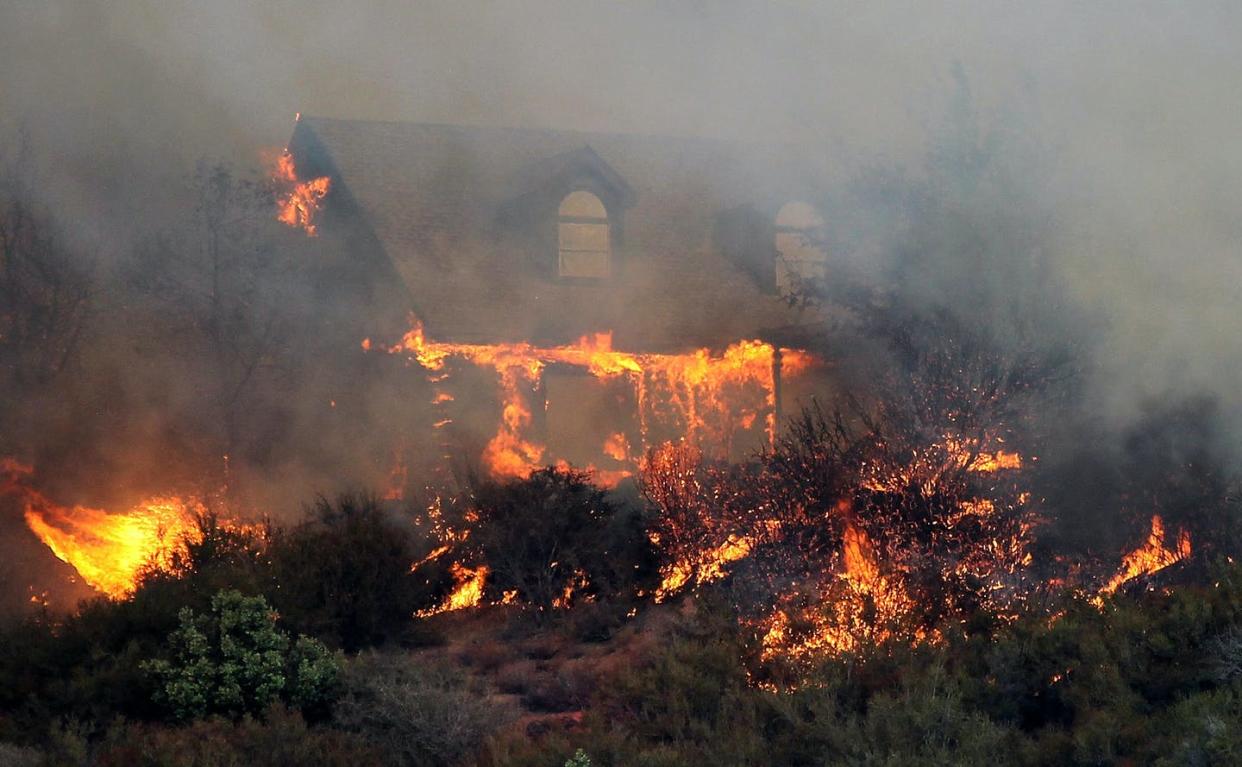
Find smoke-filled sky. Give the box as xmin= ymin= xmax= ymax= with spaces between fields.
xmin=2 ymin=0 xmax=1241 ymax=450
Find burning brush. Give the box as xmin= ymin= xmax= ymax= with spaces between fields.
xmin=2 ymin=458 xmax=203 ymax=599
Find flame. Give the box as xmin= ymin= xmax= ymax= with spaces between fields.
xmin=759 ymin=522 xmax=917 ymax=662
xmin=382 ymin=444 xmax=408 ymax=501
xmin=654 ymin=533 xmax=753 ymax=602
xmin=411 ymin=496 xmax=492 ymax=616
xmin=3 ymin=460 xmax=200 ymax=599
xmin=603 ymin=432 xmax=629 ymax=462
xmin=376 ymin=315 xmax=808 ymax=479
xmin=1098 ymin=515 xmax=1191 ymax=598
xmin=267 ymin=149 xmax=330 ymax=236
xmin=553 ymin=569 xmax=590 ymax=610
xmin=417 ymin=562 xmax=489 ymax=616
xmin=968 ymin=449 xmax=1023 ymax=473
xmin=841 ymin=523 xmax=879 ymax=586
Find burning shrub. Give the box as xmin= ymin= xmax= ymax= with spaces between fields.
xmin=133 ymin=509 xmax=274 ymax=615
xmin=643 ymin=395 xmax=1036 ymax=679
xmin=468 ymin=467 xmax=655 ymax=618
xmin=142 ymin=589 xmax=340 ymax=722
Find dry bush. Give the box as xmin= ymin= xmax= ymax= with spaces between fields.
xmin=457 ymin=637 xmax=515 ymax=673
xmin=0 ymin=743 xmax=41 ymax=767
xmin=93 ymin=705 xmax=380 ymax=767
xmin=495 ymin=659 xmax=540 ymax=695
xmin=517 ymin=633 xmax=566 ymax=661
xmin=643 ymin=387 xmax=1038 ymax=671
xmin=335 ymin=652 xmax=518 ymax=767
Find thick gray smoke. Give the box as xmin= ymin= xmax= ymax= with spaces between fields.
xmin=1 ymin=2 xmax=1239 ymax=552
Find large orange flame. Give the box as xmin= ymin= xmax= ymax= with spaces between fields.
xmin=417 ymin=562 xmax=490 ymax=616
xmin=3 ymin=459 xmax=201 ymax=599
xmin=1097 ymin=514 xmax=1191 ymax=599
xmin=759 ymin=522 xmax=917 ymax=663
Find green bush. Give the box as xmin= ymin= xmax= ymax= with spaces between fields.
xmin=470 ymin=468 xmax=655 ymax=617
xmin=143 ymin=589 xmax=339 ymax=721
xmin=268 ymin=492 xmax=432 ymax=651
xmin=564 ymin=749 xmax=593 ymax=767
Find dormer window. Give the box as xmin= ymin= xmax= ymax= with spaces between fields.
xmin=775 ymin=201 xmax=827 ymax=293
xmin=558 ymin=190 xmax=610 ymax=279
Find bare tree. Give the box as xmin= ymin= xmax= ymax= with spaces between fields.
xmin=0 ymin=134 xmax=93 ymax=393
xmin=128 ymin=160 xmax=295 ymax=489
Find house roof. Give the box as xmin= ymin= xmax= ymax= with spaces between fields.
xmin=289 ymin=116 xmax=829 ymax=353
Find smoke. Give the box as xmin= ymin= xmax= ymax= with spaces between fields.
xmin=1 ymin=1 xmax=1240 ymax=602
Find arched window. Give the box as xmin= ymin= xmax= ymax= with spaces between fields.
xmin=775 ymin=201 xmax=827 ymax=293
xmin=558 ymin=191 xmax=610 ymax=279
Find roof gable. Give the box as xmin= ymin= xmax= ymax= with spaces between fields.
xmin=504 ymin=145 xmax=636 ymax=210
xmin=288 ymin=117 xmax=829 ymax=352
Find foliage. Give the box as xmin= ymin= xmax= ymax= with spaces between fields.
xmin=0 ymin=742 xmax=42 ymax=767
xmin=269 ymin=492 xmax=433 ymax=650
xmin=142 ymin=589 xmax=339 ymax=721
xmin=334 ymin=652 xmax=517 ymax=767
xmin=564 ymin=749 xmax=593 ymax=767
xmin=481 ymin=567 xmax=1242 ymax=766
xmin=470 ymin=467 xmax=656 ymax=617
xmin=91 ymin=705 xmax=381 ymax=767
xmin=7 ymin=547 xmax=1242 ymax=764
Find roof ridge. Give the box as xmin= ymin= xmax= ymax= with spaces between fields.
xmin=296 ymin=114 xmax=768 ymax=150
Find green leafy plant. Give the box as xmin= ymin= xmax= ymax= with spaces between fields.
xmin=564 ymin=749 xmax=593 ymax=767
xmin=143 ymin=589 xmax=339 ymax=721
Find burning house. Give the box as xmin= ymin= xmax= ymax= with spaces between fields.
xmin=281 ymin=116 xmax=836 ymax=484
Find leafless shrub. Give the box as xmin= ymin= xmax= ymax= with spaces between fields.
xmin=335 ymin=652 xmax=518 ymax=767
xmin=0 ymin=743 xmax=41 ymax=767
xmin=1210 ymin=627 xmax=1242 ymax=683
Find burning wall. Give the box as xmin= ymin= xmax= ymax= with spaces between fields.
xmin=368 ymin=315 xmax=820 ymax=486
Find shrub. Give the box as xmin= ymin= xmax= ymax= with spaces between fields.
xmin=457 ymin=637 xmax=515 ymax=672
xmin=140 ymin=510 xmax=272 ymax=598
xmin=564 ymin=749 xmax=593 ymax=767
xmin=0 ymin=742 xmax=42 ymax=767
xmin=334 ymin=652 xmax=518 ymax=767
xmin=143 ymin=589 xmax=339 ymax=721
xmin=269 ymin=493 xmax=430 ymax=651
xmin=471 ymin=468 xmax=655 ymax=617
xmin=93 ymin=705 xmax=380 ymax=767
xmin=831 ymin=663 xmax=1014 ymax=766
